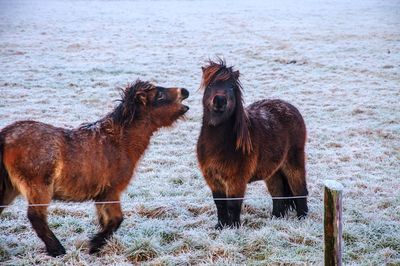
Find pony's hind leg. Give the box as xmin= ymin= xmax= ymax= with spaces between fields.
xmin=0 ymin=187 xmax=19 ymax=215
xmin=89 ymin=199 xmax=123 ymax=254
xmin=282 ymin=148 xmax=308 ymax=218
xmin=265 ymin=170 xmax=294 ymax=218
xmin=24 ymin=188 xmax=66 ymax=257
xmin=28 ymin=205 xmax=66 ymax=256
xmin=0 ymin=158 xmax=19 ymax=215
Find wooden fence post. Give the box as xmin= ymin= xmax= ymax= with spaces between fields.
xmin=324 ymin=180 xmax=344 ymax=266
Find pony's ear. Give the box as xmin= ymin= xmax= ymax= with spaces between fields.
xmin=233 ymin=70 xmax=240 ymax=80
xmin=201 ymin=66 xmax=206 ymax=73
xmin=135 ymin=91 xmax=147 ymax=106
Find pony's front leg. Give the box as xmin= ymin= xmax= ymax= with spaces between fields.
xmin=89 ymin=200 xmax=123 ymax=254
xmin=204 ymin=172 xmax=229 ymax=229
xmin=212 ymin=190 xmax=230 ymax=230
xmin=27 ymin=205 xmax=66 ymax=257
xmin=226 ymin=180 xmax=247 ymax=228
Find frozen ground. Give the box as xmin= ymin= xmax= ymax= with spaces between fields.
xmin=0 ymin=0 xmax=399 ymax=265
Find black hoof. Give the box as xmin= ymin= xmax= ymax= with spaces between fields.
xmin=294 ymin=199 xmax=308 ymax=219
xmin=272 ymin=211 xmax=286 ymax=218
xmin=89 ymin=242 xmax=102 ymax=254
xmin=297 ymin=212 xmax=308 ymax=219
xmin=47 ymin=245 xmax=66 ymax=257
xmin=89 ymin=245 xmax=101 ymax=254
xmin=272 ymin=198 xmax=293 ymax=218
xmin=214 ymin=221 xmax=230 ymax=230
xmin=230 ymin=221 xmax=241 ymax=229
xmin=89 ymin=236 xmax=106 ymax=254
xmin=215 ymin=223 xmax=224 ymax=230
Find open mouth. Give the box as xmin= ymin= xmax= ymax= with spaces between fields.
xmin=180 ymin=100 xmax=189 ymax=113
xmin=179 ymin=89 xmax=189 ymax=113
xmin=181 ymin=104 xmax=189 ymax=113
xmin=212 ymin=109 xmax=224 ymax=115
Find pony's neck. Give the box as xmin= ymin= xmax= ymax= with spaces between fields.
xmin=123 ymin=117 xmax=159 ymax=164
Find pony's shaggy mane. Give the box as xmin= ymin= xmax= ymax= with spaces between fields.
xmin=80 ymin=80 xmax=155 ymax=131
xmin=110 ymin=80 xmax=155 ymax=126
xmin=201 ymin=59 xmax=253 ymax=154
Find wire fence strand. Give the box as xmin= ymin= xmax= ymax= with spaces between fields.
xmin=0 ymin=195 xmax=309 ymax=209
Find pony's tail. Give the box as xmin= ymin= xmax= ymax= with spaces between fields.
xmin=0 ymin=134 xmax=14 ymax=214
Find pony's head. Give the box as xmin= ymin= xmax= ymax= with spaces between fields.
xmin=200 ymin=59 xmax=252 ymax=153
xmin=113 ymin=80 xmax=189 ymax=128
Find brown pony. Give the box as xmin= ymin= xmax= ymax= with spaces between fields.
xmin=0 ymin=80 xmax=189 ymax=256
xmin=197 ymin=59 xmax=308 ymax=229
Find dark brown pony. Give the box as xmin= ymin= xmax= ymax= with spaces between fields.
xmin=0 ymin=80 xmax=189 ymax=256
xmin=197 ymin=60 xmax=308 ymax=229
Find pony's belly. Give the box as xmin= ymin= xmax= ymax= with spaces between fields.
xmin=53 ymin=189 xmax=96 ymax=202
xmin=248 ymin=176 xmax=263 ymax=183
xmin=52 ymin=175 xmax=107 ymax=202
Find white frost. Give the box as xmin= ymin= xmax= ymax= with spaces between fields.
xmin=0 ymin=0 xmax=399 ymax=265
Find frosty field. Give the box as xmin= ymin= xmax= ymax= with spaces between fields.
xmin=0 ymin=0 xmax=399 ymax=265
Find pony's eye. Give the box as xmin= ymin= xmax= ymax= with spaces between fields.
xmin=157 ymin=93 xmax=165 ymax=101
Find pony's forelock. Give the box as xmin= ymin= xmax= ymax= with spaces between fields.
xmin=200 ymin=58 xmax=233 ymax=90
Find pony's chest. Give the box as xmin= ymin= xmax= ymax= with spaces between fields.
xmin=199 ymin=150 xmax=247 ymax=178
xmin=198 ymin=146 xmax=236 ymax=166
xmin=198 ymin=137 xmax=237 ymax=161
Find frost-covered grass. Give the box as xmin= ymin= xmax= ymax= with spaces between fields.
xmin=0 ymin=0 xmax=399 ymax=265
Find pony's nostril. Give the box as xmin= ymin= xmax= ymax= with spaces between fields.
xmin=181 ymin=88 xmax=189 ymax=99
xmin=213 ymin=95 xmax=227 ymax=109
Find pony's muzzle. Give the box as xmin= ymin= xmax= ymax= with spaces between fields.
xmin=212 ymin=95 xmax=227 ymax=113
